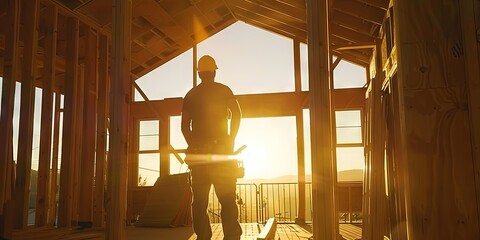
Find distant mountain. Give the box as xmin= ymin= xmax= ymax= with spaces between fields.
xmin=238 ymin=169 xmax=363 ymax=184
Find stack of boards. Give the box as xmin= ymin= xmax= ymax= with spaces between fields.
xmin=136 ymin=173 xmax=192 ymax=227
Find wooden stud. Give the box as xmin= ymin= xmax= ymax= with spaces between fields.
xmin=459 ymin=0 xmax=480 ymax=224
xmin=0 ymin=0 xmax=20 ymax=219
xmin=93 ymin=34 xmax=109 ymax=228
xmin=36 ymin=4 xmax=58 ymax=227
xmin=58 ymin=17 xmax=79 ymax=228
xmin=160 ymin=118 xmax=170 ymax=177
xmin=13 ymin=0 xmax=40 ymax=229
xmin=0 ymin=1 xmax=20 ymax=237
xmin=78 ymin=27 xmax=98 ymax=228
xmin=306 ymin=0 xmax=338 ymax=239
xmin=293 ymin=40 xmax=306 ymax=223
xmin=107 ymin=0 xmax=132 ymax=239
xmin=363 ymin=42 xmax=387 ymax=240
xmin=48 ymin=92 xmax=61 ymax=225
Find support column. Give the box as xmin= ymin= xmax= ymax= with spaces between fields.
xmin=107 ymin=0 xmax=131 ymax=239
xmin=293 ymin=40 xmax=306 ymax=223
xmin=13 ymin=0 xmax=39 ymax=228
xmin=93 ymin=34 xmax=109 ymax=228
xmin=363 ymin=42 xmax=387 ymax=240
xmin=306 ymin=0 xmax=337 ymax=239
xmin=36 ymin=4 xmax=57 ymax=227
xmin=78 ymin=27 xmax=99 ymax=228
xmin=0 ymin=0 xmax=20 ymax=237
xmin=58 ymin=17 xmax=79 ymax=228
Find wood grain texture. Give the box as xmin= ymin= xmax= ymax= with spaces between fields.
xmin=394 ymin=1 xmax=480 ymax=238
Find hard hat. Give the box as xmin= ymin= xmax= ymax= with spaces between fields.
xmin=197 ymin=55 xmax=218 ymax=72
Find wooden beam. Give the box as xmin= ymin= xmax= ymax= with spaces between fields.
xmin=47 ymin=92 xmax=61 ymax=225
xmin=331 ymin=10 xmax=377 ymax=36
xmin=333 ymin=43 xmax=376 ymax=51
xmin=13 ymin=0 xmax=40 ymax=228
xmin=330 ymin=24 xmax=376 ymax=44
xmin=229 ymin=0 xmax=307 ymax=31
xmin=93 ymin=34 xmax=109 ymax=228
xmin=459 ymin=0 xmax=480 ymax=227
xmin=107 ymin=0 xmax=131 ymax=239
xmin=0 ymin=0 xmax=20 ymax=237
xmin=334 ymin=0 xmax=385 ymax=25
xmin=306 ymin=0 xmax=337 ymax=239
xmin=232 ymin=6 xmax=307 ymax=41
xmin=293 ymin=40 xmax=306 ymax=223
xmin=354 ymin=0 xmax=389 ymax=10
xmin=78 ymin=27 xmax=98 ymax=228
xmin=58 ymin=17 xmax=79 ymax=228
xmin=36 ymin=4 xmax=58 ymax=227
xmin=362 ymin=42 xmax=387 ymax=240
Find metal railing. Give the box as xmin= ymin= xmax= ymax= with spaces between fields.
xmin=207 ymin=182 xmax=362 ymax=224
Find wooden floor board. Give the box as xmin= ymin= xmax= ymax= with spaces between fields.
xmin=12 ymin=223 xmax=363 ymax=239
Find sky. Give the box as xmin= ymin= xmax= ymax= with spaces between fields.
xmin=0 ymin=21 xmax=367 ymax=185
xmin=135 ymin=21 xmax=367 ymax=183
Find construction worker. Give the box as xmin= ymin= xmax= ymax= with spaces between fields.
xmin=181 ymin=55 xmax=243 ymax=240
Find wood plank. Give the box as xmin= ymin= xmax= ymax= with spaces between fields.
xmin=334 ymin=0 xmax=385 ymax=25
xmin=354 ymin=0 xmax=389 ymax=10
xmin=0 ymin=0 xmax=20 ymax=219
xmin=293 ymin=40 xmax=306 ymax=223
xmin=0 ymin=2 xmax=19 ymax=236
xmin=330 ymin=24 xmax=376 ymax=44
xmin=232 ymin=7 xmax=307 ymax=41
xmin=107 ymin=0 xmax=132 ymax=239
xmin=306 ymin=0 xmax=337 ymax=239
xmin=93 ymin=34 xmax=109 ymax=228
xmin=58 ymin=17 xmax=79 ymax=228
xmin=459 ymin=0 xmax=480 ymax=226
xmin=331 ymin=10 xmax=377 ymax=37
xmin=47 ymin=92 xmax=61 ymax=225
xmin=257 ymin=218 xmax=277 ymax=240
xmin=36 ymin=4 xmax=58 ymax=227
xmin=363 ymin=42 xmax=387 ymax=240
xmin=394 ymin=0 xmax=480 ymax=238
xmin=229 ymin=0 xmax=307 ymax=31
xmin=78 ymin=27 xmax=98 ymax=228
xmin=13 ymin=0 xmax=40 ymax=229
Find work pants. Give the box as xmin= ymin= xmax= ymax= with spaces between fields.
xmin=190 ymin=163 xmax=242 ymax=240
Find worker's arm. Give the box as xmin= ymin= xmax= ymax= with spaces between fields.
xmin=227 ymin=98 xmax=242 ymax=152
xmin=181 ymin=110 xmax=192 ymax=146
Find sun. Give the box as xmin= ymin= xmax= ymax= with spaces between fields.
xmin=238 ymin=145 xmax=268 ymax=179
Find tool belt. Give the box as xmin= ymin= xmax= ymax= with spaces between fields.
xmin=185 ymin=140 xmax=244 ymax=178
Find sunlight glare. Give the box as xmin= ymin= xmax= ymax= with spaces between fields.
xmin=239 ymin=145 xmax=268 ymax=179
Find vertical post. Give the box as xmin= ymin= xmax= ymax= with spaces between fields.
xmin=193 ymin=44 xmax=197 ymax=87
xmin=293 ymin=40 xmax=306 ymax=223
xmin=48 ymin=92 xmax=61 ymax=225
xmin=78 ymin=28 xmax=98 ymax=228
xmin=459 ymin=0 xmax=480 ymax=224
xmin=93 ymin=34 xmax=109 ymax=228
xmin=13 ymin=0 xmax=39 ymax=228
xmin=107 ymin=0 xmax=131 ymax=239
xmin=36 ymin=4 xmax=57 ymax=227
xmin=363 ymin=42 xmax=387 ymax=239
xmin=160 ymin=118 xmax=170 ymax=177
xmin=58 ymin=17 xmax=79 ymax=228
xmin=306 ymin=0 xmax=337 ymax=239
xmin=0 ymin=0 xmax=20 ymax=237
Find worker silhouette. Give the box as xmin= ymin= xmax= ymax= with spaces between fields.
xmin=181 ymin=55 xmax=243 ymax=240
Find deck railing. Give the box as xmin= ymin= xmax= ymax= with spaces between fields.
xmin=207 ymin=182 xmax=362 ymax=224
